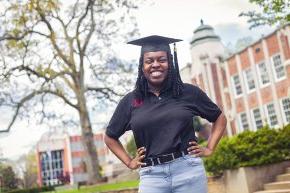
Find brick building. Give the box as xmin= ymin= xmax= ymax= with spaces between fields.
xmin=222 ymin=24 xmax=290 ymax=134
xmin=36 ymin=131 xmax=110 ymax=186
xmin=182 ymin=22 xmax=290 ymax=135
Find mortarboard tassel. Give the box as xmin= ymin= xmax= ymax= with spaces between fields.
xmin=173 ymin=43 xmax=182 ymax=82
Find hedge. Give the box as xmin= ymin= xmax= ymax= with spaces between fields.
xmin=6 ymin=186 xmax=54 ymax=193
xmin=203 ymin=124 xmax=290 ymax=176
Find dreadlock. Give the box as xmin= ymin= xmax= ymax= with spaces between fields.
xmin=134 ymin=51 xmax=183 ymax=100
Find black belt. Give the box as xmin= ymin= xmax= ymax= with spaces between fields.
xmin=141 ymin=150 xmax=189 ymax=167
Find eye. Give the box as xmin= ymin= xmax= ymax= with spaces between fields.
xmin=144 ymin=58 xmax=153 ymax=64
xmin=158 ymin=57 xmax=167 ymax=63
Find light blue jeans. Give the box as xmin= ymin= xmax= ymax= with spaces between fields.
xmin=138 ymin=154 xmax=208 ymax=193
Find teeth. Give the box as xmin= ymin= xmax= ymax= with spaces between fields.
xmin=151 ymin=71 xmax=162 ymax=76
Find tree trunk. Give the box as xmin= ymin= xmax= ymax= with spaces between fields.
xmin=78 ymin=92 xmax=102 ymax=184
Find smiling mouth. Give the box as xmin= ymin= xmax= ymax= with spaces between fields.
xmin=151 ymin=71 xmax=163 ymax=77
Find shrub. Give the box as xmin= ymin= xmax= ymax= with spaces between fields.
xmin=6 ymin=186 xmax=54 ymax=193
xmin=203 ymin=124 xmax=290 ymax=176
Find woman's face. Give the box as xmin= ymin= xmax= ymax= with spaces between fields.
xmin=143 ymin=51 xmax=169 ymax=89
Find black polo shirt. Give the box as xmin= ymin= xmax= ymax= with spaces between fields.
xmin=106 ymin=83 xmax=222 ymax=158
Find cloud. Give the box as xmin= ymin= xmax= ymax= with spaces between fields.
xmin=214 ymin=22 xmax=275 ymax=46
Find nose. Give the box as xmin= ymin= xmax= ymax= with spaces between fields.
xmin=151 ymin=59 xmax=160 ymax=68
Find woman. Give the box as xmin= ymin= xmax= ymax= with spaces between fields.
xmin=104 ymin=35 xmax=227 ymax=193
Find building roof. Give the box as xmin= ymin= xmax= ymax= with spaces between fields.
xmin=190 ymin=19 xmax=221 ymax=46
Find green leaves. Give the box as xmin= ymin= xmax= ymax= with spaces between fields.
xmin=203 ymin=124 xmax=290 ymax=176
xmin=0 ymin=165 xmax=18 ymax=191
xmin=126 ymin=136 xmax=137 ymax=157
xmin=240 ymin=0 xmax=290 ymax=29
xmin=35 ymin=65 xmax=58 ymax=78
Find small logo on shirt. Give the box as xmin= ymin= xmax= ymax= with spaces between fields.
xmin=132 ymin=99 xmax=143 ymax=108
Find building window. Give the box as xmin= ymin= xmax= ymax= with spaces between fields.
xmin=265 ymin=103 xmax=278 ymax=127
xmin=239 ymin=112 xmax=249 ymax=131
xmin=40 ymin=150 xmax=64 ymax=186
xmin=281 ymin=98 xmax=290 ymax=123
xmin=244 ymin=68 xmax=255 ymax=92
xmin=272 ymin=54 xmax=285 ymax=80
xmin=252 ymin=108 xmax=263 ymax=130
xmin=232 ymin=74 xmax=242 ymax=96
xmin=257 ymin=62 xmax=270 ymax=86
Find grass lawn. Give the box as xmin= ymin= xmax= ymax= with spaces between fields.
xmin=44 ymin=180 xmax=139 ymax=193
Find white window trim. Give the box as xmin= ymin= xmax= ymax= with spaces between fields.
xmin=264 ymin=102 xmax=279 ymax=128
xmin=256 ymin=61 xmax=270 ymax=88
xmin=251 ymin=107 xmax=263 ymax=131
xmin=231 ymin=74 xmax=243 ymax=98
xmin=238 ymin=112 xmax=249 ymax=132
xmin=271 ymin=53 xmax=286 ymax=82
xmin=280 ymin=97 xmax=290 ymax=124
xmin=243 ymin=68 xmax=256 ymax=94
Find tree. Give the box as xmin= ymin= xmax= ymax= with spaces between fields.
xmin=126 ymin=136 xmax=137 ymax=157
xmin=0 ymin=0 xmax=139 ymax=183
xmin=240 ymin=0 xmax=290 ymax=29
xmin=17 ymin=151 xmax=38 ymax=188
xmin=0 ymin=165 xmax=18 ymax=191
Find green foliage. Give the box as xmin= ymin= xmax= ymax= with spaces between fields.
xmin=203 ymin=124 xmax=290 ymax=176
xmin=7 ymin=186 xmax=54 ymax=193
xmin=0 ymin=165 xmax=18 ymax=191
xmin=240 ymin=0 xmax=290 ymax=28
xmin=20 ymin=151 xmax=39 ymax=189
xmin=126 ymin=136 xmax=137 ymax=157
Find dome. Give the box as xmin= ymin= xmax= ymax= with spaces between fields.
xmin=191 ymin=20 xmax=220 ymax=47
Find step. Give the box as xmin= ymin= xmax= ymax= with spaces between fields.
xmin=254 ymin=189 xmax=290 ymax=193
xmin=277 ymin=174 xmax=290 ymax=182
xmin=264 ymin=181 xmax=290 ymax=190
xmin=287 ymin=168 xmax=290 ymax=174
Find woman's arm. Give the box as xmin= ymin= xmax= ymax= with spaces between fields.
xmin=188 ymin=113 xmax=227 ymax=157
xmin=104 ymin=134 xmax=146 ymax=169
xmin=205 ymin=112 xmax=227 ymax=155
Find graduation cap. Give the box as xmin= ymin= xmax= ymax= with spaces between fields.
xmin=127 ymin=35 xmax=182 ymax=54
xmin=128 ymin=35 xmax=183 ymax=78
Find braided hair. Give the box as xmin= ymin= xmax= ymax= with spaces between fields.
xmin=134 ymin=50 xmax=183 ymax=100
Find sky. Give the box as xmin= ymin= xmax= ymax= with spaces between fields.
xmin=118 ymin=0 xmax=275 ymax=67
xmin=0 ymin=0 xmax=275 ymax=161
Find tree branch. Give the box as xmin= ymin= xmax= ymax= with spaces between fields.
xmin=53 ymin=13 xmax=76 ymax=66
xmin=0 ymin=32 xmax=28 ymax=41
xmin=75 ymin=0 xmax=93 ymax=59
xmin=82 ymin=2 xmax=95 ymax=56
xmin=45 ymin=89 xmax=78 ymax=109
xmin=85 ymin=86 xmax=124 ymax=103
xmin=35 ymin=1 xmax=76 ymax=72
xmin=0 ymin=88 xmax=78 ymax=133
xmin=66 ymin=0 xmax=80 ymax=27
xmin=0 ymin=90 xmax=42 ymax=133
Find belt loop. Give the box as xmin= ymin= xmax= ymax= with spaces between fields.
xmin=171 ymin=152 xmax=175 ymax=159
xmin=181 ymin=151 xmax=185 ymax=156
xmin=150 ymin=158 xmax=154 ymax=166
xmin=157 ymin=157 xmax=161 ymax=164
